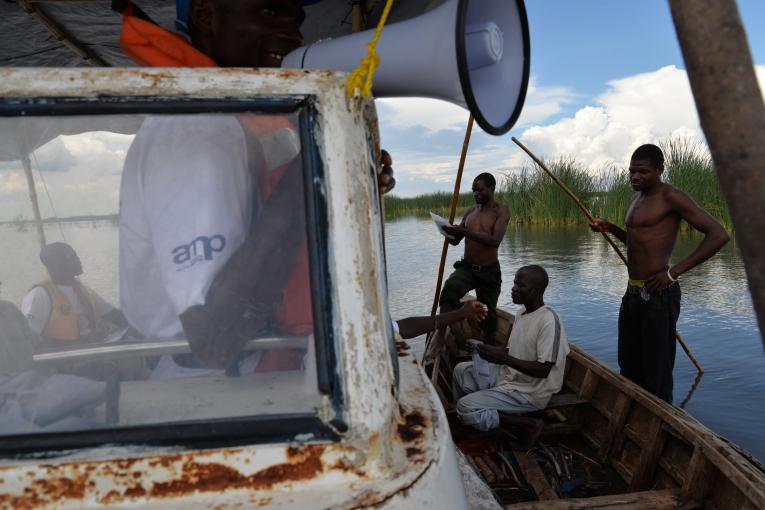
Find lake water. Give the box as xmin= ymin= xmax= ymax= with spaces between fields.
xmin=1 ymin=220 xmax=763 ymax=461
xmin=384 ymin=216 xmax=765 ymax=462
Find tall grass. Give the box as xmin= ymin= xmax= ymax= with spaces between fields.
xmin=661 ymin=138 xmax=731 ymax=226
xmin=503 ymin=157 xmax=598 ymax=224
xmin=384 ymin=191 xmax=473 ymax=219
xmin=384 ymin=138 xmax=732 ymax=229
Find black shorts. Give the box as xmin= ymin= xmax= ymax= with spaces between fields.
xmin=439 ymin=260 xmax=502 ymax=334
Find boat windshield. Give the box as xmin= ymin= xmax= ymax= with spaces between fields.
xmin=0 ymin=107 xmax=331 ymax=447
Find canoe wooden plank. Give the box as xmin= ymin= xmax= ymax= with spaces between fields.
xmin=682 ymin=446 xmax=715 ymax=502
xmin=546 ymin=393 xmax=589 ymax=408
xmin=628 ymin=416 xmax=666 ymax=491
xmin=504 ymin=489 xmax=695 ymax=510
xmin=578 ymin=368 xmax=599 ymax=400
xmin=513 ymin=450 xmax=559 ymax=500
xmin=597 ymin=391 xmax=632 ymax=463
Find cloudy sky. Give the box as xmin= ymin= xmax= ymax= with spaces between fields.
xmin=379 ymin=0 xmax=765 ymax=196
xmin=1 ymin=1 xmax=764 ymax=221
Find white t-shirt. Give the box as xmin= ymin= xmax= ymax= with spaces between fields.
xmin=496 ymin=305 xmax=570 ymax=409
xmin=21 ymin=284 xmax=115 ymax=338
xmin=119 ymin=116 xmax=255 ymax=338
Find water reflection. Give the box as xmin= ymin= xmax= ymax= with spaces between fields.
xmin=384 ymin=217 xmax=764 ymax=462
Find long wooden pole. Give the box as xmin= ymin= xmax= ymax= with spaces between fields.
xmin=21 ymin=154 xmax=46 ymax=250
xmin=429 ymin=115 xmax=474 ymax=316
xmin=511 ymin=136 xmax=704 ymax=374
xmin=422 ymin=115 xmax=474 ymax=362
xmin=668 ymin=0 xmax=765 ymax=348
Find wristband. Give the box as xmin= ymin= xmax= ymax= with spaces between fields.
xmin=667 ymin=268 xmax=678 ymax=282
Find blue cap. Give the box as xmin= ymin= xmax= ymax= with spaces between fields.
xmin=176 ymin=0 xmax=321 ymax=34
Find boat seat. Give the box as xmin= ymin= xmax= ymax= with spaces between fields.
xmin=543 ymin=393 xmax=588 ymax=409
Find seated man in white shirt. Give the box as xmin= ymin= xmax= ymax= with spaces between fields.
xmin=21 ymin=243 xmax=129 ymax=349
xmin=452 ymin=265 xmax=570 ymax=448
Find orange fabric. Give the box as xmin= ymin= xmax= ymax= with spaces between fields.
xmin=121 ymin=20 xmax=313 ymax=336
xmin=120 ymin=15 xmax=216 ymax=67
xmin=37 ymin=281 xmax=96 ymax=342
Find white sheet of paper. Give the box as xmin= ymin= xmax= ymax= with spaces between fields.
xmin=430 ymin=211 xmax=456 ymax=240
xmin=472 ymin=351 xmax=492 ymax=390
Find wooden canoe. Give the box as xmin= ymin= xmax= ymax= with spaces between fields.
xmin=425 ymin=306 xmax=765 ymax=509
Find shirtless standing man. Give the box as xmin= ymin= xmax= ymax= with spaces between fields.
xmin=590 ymin=144 xmax=729 ymax=403
xmin=441 ymin=173 xmax=511 ymax=344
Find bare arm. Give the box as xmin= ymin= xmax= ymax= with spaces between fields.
xmin=645 ymin=188 xmax=730 ymax=292
xmin=446 ymin=205 xmax=510 ymax=248
xmin=475 ymin=343 xmax=554 ymax=378
xmin=590 ymin=218 xmax=627 ymax=244
xmin=446 ymin=209 xmax=472 ymax=246
xmin=180 ymin=159 xmax=306 ymax=368
xmin=396 ymin=301 xmax=487 ymax=339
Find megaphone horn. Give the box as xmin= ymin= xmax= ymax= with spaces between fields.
xmin=282 ymin=0 xmax=530 ymax=136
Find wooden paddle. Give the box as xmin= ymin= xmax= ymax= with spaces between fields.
xmin=511 ymin=136 xmax=703 ymax=375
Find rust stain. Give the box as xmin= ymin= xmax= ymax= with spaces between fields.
xmin=395 ymin=340 xmax=411 ymax=356
xmin=4 ymin=445 xmax=333 ymax=507
xmin=406 ymin=447 xmax=423 ymax=458
xmin=258 ymin=497 xmax=273 ymax=506
xmin=397 ymin=406 xmax=427 ymax=443
xmin=148 ymin=444 xmax=327 ymax=498
xmin=100 ymin=490 xmax=122 ymax=505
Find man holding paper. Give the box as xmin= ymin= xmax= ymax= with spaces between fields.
xmin=439 ymin=173 xmax=510 ymax=344
xmin=452 ymin=265 xmax=569 ymax=448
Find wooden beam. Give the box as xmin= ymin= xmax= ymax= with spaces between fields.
xmin=578 ymin=368 xmax=599 ymax=400
xmin=514 ymin=450 xmax=559 ymax=501
xmin=669 ymin=0 xmax=765 ymax=347
xmin=597 ymin=391 xmax=632 ymax=463
xmin=682 ymin=446 xmax=715 ymax=503
xmin=628 ymin=416 xmax=666 ymax=491
xmin=17 ymin=0 xmax=109 ymax=66
xmin=505 ymin=489 xmax=695 ymax=510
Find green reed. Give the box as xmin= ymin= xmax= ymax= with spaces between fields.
xmin=383 ymin=191 xmax=474 ymax=219
xmin=383 ymin=138 xmax=732 ymax=229
xmin=661 ymin=138 xmax=731 ymax=226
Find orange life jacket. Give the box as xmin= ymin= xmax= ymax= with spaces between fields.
xmin=120 ymin=15 xmax=314 ymax=346
xmin=36 ymin=280 xmax=97 ymax=342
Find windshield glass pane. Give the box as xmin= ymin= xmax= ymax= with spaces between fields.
xmin=0 ymin=112 xmax=322 ymax=436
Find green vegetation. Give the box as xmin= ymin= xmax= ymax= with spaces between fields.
xmin=384 ymin=138 xmax=732 ymax=229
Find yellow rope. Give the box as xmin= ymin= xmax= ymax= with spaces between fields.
xmin=345 ymin=0 xmax=396 ymax=98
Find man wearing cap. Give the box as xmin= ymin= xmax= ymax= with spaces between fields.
xmin=21 ymin=243 xmax=128 ymax=349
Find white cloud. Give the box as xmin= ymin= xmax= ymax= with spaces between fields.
xmin=381 ymin=64 xmax=765 ymax=195
xmin=378 ymin=77 xmax=578 ymax=133
xmin=506 ymin=65 xmax=765 ymax=171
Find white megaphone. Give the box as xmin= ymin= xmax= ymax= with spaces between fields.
xmin=282 ymin=0 xmax=529 ymax=136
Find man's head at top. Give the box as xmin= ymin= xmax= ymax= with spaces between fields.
xmin=629 ymin=144 xmax=665 ymax=192
xmin=40 ymin=243 xmax=83 ymax=283
xmin=472 ymin=172 xmax=496 ymax=205
xmin=182 ymin=0 xmax=311 ymax=67
xmin=511 ymin=265 xmax=548 ymax=306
